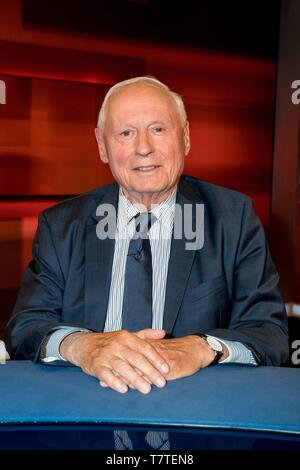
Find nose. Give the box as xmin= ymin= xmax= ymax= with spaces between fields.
xmin=135 ymin=130 xmax=153 ymax=157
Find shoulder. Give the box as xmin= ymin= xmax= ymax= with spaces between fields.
xmin=182 ymin=175 xmax=251 ymax=204
xmin=181 ymin=175 xmax=253 ymax=218
xmin=39 ymin=182 xmax=118 ymax=226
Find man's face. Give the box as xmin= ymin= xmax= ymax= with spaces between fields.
xmin=95 ymin=83 xmax=190 ymax=205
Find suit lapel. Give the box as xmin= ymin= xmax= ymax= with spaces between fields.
xmin=84 ymin=183 xmax=119 ymax=331
xmin=163 ymin=178 xmax=203 ymax=335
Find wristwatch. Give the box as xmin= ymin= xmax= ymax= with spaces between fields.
xmin=197 ymin=334 xmax=224 ymax=365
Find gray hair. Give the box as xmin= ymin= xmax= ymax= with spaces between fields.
xmin=97 ymin=76 xmax=187 ymax=131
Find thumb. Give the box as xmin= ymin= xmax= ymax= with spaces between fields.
xmin=136 ymin=328 xmax=166 ymax=340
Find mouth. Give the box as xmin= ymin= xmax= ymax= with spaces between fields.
xmin=133 ymin=165 xmax=160 ymax=172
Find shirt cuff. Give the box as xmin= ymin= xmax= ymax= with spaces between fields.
xmin=210 ymin=336 xmax=258 ymax=365
xmin=43 ymin=327 xmax=91 ymax=362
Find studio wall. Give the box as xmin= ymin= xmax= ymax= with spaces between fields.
xmin=0 ymin=0 xmax=280 ymax=336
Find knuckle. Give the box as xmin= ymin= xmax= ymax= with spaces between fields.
xmin=119 ymin=330 xmax=131 ymax=340
xmin=142 ymin=342 xmax=155 ymax=355
xmin=133 ymin=352 xmax=147 ymax=367
xmin=95 ymin=364 xmax=109 ymax=379
xmin=101 ymin=369 xmax=125 ymax=389
xmin=113 ymin=358 xmax=129 ymax=373
xmin=109 ymin=331 xmax=132 ymax=350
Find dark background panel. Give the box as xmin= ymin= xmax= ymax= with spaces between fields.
xmin=22 ymin=0 xmax=281 ymax=57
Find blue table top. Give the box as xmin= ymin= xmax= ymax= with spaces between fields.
xmin=0 ymin=361 xmax=300 ymax=436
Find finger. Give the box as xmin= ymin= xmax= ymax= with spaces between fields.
xmin=112 ymin=358 xmax=152 ymax=394
xmin=125 ymin=349 xmax=167 ymax=388
xmin=100 ymin=376 xmax=135 ymax=389
xmin=112 ymin=369 xmax=137 ymax=389
xmin=102 ymin=369 xmax=150 ymax=390
xmin=134 ymin=367 xmax=152 ymax=384
xmin=132 ymin=337 xmax=170 ymax=376
xmin=99 ymin=374 xmax=134 ymax=389
xmin=136 ymin=329 xmax=166 ymax=341
xmin=118 ymin=330 xmax=169 ymax=375
xmin=98 ymin=366 xmax=129 ymax=394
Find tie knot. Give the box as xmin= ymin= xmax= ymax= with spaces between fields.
xmin=134 ymin=212 xmax=156 ymax=238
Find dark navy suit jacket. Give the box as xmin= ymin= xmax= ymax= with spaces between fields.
xmin=5 ymin=175 xmax=289 ymax=366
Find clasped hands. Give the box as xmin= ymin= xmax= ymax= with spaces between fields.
xmin=60 ymin=329 xmax=218 ymax=394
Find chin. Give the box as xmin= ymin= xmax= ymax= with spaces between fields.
xmin=133 ymin=188 xmax=163 ymax=198
xmin=133 ymin=181 xmax=167 ymax=194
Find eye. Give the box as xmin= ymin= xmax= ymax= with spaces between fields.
xmin=152 ymin=127 xmax=165 ymax=134
xmin=120 ymin=130 xmax=132 ymax=138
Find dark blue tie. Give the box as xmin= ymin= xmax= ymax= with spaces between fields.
xmin=122 ymin=212 xmax=155 ymax=331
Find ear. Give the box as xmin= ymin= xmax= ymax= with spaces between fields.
xmin=183 ymin=121 xmax=191 ymax=156
xmin=95 ymin=127 xmax=109 ymax=164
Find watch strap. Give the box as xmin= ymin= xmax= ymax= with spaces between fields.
xmin=196 ymin=333 xmax=223 ymax=365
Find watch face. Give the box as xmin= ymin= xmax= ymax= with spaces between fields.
xmin=206 ymin=336 xmax=223 ymax=353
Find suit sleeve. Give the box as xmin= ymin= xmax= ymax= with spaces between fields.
xmin=206 ymin=197 xmax=289 ymax=366
xmin=5 ymin=212 xmax=68 ymax=361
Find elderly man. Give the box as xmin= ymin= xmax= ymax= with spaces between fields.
xmin=5 ymin=77 xmax=288 ymax=447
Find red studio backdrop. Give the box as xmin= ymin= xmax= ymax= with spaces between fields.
xmin=0 ymin=0 xmax=278 ymax=334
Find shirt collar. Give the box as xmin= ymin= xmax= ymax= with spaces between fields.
xmin=117 ymin=187 xmax=177 ymax=234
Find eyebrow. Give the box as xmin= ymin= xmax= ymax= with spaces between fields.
xmin=148 ymin=120 xmax=167 ymax=125
xmin=120 ymin=120 xmax=169 ymax=129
